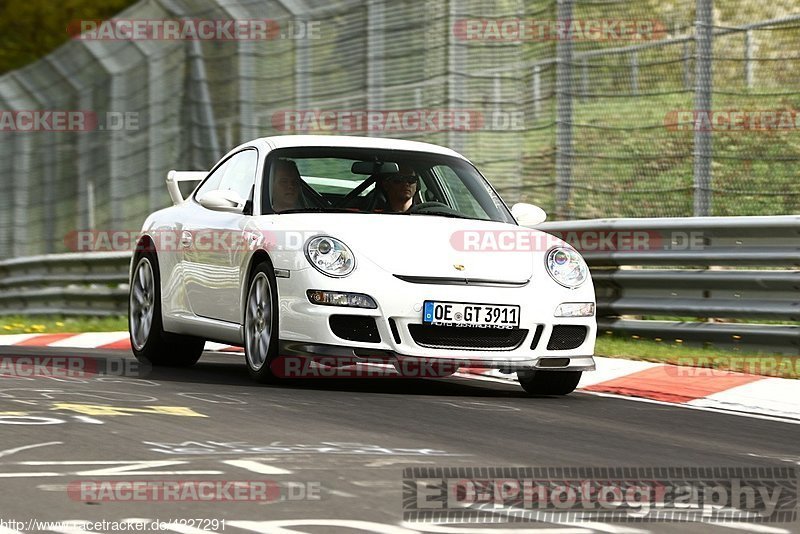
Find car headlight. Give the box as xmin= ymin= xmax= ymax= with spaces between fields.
xmin=305 ymin=236 xmax=355 ymax=277
xmin=545 ymin=247 xmax=588 ymax=288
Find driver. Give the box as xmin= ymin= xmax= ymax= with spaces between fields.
xmin=271 ymin=159 xmax=303 ymax=212
xmin=377 ymin=164 xmax=419 ymax=213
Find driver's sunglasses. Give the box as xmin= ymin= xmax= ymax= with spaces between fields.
xmin=387 ymin=175 xmax=418 ymax=185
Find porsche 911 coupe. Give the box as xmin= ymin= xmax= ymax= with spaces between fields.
xmin=128 ymin=135 xmax=596 ymax=395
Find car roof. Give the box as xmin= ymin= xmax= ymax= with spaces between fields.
xmin=257 ymin=135 xmax=467 ymax=160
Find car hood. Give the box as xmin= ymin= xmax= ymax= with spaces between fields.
xmin=272 ymin=213 xmax=542 ymax=281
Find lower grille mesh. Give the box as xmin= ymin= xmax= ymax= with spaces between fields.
xmin=546 ymin=325 xmax=588 ymax=350
xmin=408 ymin=324 xmax=528 ymax=351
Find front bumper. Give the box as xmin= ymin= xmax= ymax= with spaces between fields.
xmin=275 ymin=260 xmax=596 ymax=372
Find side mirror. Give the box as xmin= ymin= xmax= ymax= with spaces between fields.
xmin=511 ymin=203 xmax=547 ymax=226
xmin=197 ymin=189 xmax=246 ymax=213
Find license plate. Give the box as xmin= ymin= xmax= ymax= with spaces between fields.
xmin=422 ymin=301 xmax=520 ymax=328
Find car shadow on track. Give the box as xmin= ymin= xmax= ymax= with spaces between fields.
xmin=139 ymin=352 xmax=584 ymax=401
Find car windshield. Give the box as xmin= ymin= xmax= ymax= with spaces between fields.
xmin=263 ymin=147 xmax=515 ymax=223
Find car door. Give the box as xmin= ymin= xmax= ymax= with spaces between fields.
xmin=182 ymin=149 xmax=259 ymax=323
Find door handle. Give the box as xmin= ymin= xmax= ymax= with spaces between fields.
xmin=180 ymin=230 xmax=193 ymax=248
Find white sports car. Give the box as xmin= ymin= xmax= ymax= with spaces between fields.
xmin=128 ymin=135 xmax=596 ymax=395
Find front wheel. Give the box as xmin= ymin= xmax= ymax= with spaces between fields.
xmin=518 ymin=370 xmax=582 ymax=396
xmin=244 ymin=262 xmax=279 ymax=383
xmin=129 ymin=252 xmax=204 ymax=367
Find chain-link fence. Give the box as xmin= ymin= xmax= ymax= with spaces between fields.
xmin=0 ymin=0 xmax=799 ymax=258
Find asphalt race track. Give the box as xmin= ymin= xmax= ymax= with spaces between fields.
xmin=0 ymin=345 xmax=797 ymax=534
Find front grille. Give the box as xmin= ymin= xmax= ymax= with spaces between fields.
xmin=546 ymin=325 xmax=588 ymax=350
xmin=329 ymin=315 xmax=381 ymax=343
xmin=408 ymin=324 xmax=528 ymax=351
xmin=394 ymin=275 xmax=529 ymax=288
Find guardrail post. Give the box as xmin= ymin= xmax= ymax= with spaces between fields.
xmin=555 ymin=0 xmax=574 ymax=219
xmin=693 ymin=0 xmax=713 ymax=216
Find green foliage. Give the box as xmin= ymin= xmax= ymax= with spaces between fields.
xmin=0 ymin=0 xmax=137 ymax=74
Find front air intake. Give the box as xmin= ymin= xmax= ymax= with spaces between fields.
xmin=329 ymin=315 xmax=381 ymax=343
xmin=546 ymin=325 xmax=588 ymax=350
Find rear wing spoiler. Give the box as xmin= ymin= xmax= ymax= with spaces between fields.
xmin=166 ymin=170 xmax=207 ymax=205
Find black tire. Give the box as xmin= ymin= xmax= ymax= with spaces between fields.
xmin=517 ymin=370 xmax=582 ymax=396
xmin=129 ymin=250 xmax=204 ymax=367
xmin=243 ymin=261 xmax=280 ymax=383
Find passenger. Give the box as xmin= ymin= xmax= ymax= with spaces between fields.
xmin=271 ymin=159 xmax=303 ymax=212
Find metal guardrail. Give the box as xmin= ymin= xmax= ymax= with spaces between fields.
xmin=539 ymin=215 xmax=800 ymax=354
xmin=0 ymin=252 xmax=130 ymax=316
xmin=0 ymin=216 xmax=798 ymax=353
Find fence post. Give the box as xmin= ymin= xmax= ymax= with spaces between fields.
xmin=683 ymin=41 xmax=692 ymax=91
xmin=532 ymin=65 xmax=541 ymax=120
xmin=693 ymin=0 xmax=713 ymax=217
xmin=580 ymin=58 xmax=588 ymax=103
xmin=367 ymin=0 xmax=386 ymax=136
xmin=447 ymin=0 xmax=466 ymax=154
xmin=0 ymin=130 xmax=11 ymax=257
xmin=187 ymin=40 xmax=220 ymax=167
xmin=239 ymin=40 xmax=257 ymax=142
xmin=744 ymin=29 xmax=754 ymax=89
xmin=630 ymin=51 xmax=639 ymax=96
xmin=493 ymin=73 xmax=502 ymax=118
xmin=555 ymin=0 xmax=574 ymax=219
xmin=12 ymin=135 xmax=31 ymax=257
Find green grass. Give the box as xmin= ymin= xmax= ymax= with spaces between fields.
xmin=595 ymin=335 xmax=799 ymax=379
xmin=0 ymin=315 xmax=127 ymax=334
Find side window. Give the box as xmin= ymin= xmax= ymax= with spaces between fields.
xmin=219 ymin=150 xmax=258 ymax=200
xmin=194 ymin=159 xmax=231 ymax=199
xmin=194 ymin=150 xmax=258 ymax=202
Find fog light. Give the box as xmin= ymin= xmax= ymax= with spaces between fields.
xmin=554 ymin=302 xmax=595 ymax=317
xmin=307 ymin=290 xmax=377 ymax=309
